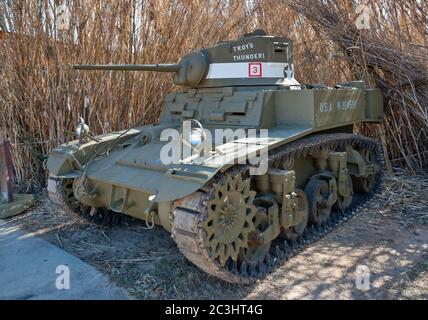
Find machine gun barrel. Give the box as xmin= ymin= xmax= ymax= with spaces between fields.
xmin=73 ymin=64 xmax=181 ymax=72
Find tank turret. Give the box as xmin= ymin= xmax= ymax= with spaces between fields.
xmin=73 ymin=30 xmax=299 ymax=88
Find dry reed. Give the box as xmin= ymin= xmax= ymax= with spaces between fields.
xmin=0 ymin=0 xmax=427 ymax=191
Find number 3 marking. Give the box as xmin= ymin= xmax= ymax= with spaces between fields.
xmin=248 ymin=63 xmax=262 ymax=77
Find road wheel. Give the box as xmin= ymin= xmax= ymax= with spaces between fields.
xmin=305 ymin=179 xmax=332 ymax=226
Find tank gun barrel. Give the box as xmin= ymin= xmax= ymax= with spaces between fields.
xmin=73 ymin=52 xmax=207 ymax=87
xmin=73 ymin=64 xmax=181 ymax=72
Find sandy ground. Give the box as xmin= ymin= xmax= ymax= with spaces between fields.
xmin=5 ymin=169 xmax=428 ymax=300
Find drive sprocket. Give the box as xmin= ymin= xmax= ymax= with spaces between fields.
xmin=202 ymin=173 xmax=257 ymax=266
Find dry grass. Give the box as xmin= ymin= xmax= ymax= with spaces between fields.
xmin=0 ymin=0 xmax=427 ymax=191
xmin=281 ymin=0 xmax=428 ymax=170
xmin=378 ymin=168 xmax=428 ymax=226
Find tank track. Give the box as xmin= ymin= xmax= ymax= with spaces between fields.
xmin=171 ymin=133 xmax=384 ymax=284
xmin=48 ymin=176 xmax=121 ymax=226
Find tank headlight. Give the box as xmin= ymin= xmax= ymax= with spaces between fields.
xmin=75 ymin=117 xmax=89 ymax=138
xmin=191 ymin=128 xmax=203 ymax=146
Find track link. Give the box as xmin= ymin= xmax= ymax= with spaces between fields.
xmin=48 ymin=176 xmax=121 ymax=226
xmin=171 ymin=133 xmax=384 ymax=284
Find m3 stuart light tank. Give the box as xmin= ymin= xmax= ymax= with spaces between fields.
xmin=47 ymin=30 xmax=384 ymax=284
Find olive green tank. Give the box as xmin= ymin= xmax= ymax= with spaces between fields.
xmin=47 ymin=30 xmax=384 ymax=284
